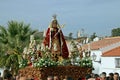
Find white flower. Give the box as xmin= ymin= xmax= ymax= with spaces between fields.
xmin=51 ymin=63 xmax=53 ymax=65
xmin=45 ymin=61 xmax=48 ymax=64
xmin=41 ymin=59 xmax=44 ymax=61
xmin=43 ymin=63 xmax=45 ymax=66
xmin=86 ymin=63 xmax=89 ymax=65
xmin=83 ymin=63 xmax=85 ymax=65
xmin=86 ymin=59 xmax=88 ymax=61
xmin=37 ymin=63 xmax=40 ymax=66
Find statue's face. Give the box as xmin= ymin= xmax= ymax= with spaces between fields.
xmin=52 ymin=20 xmax=57 ymax=28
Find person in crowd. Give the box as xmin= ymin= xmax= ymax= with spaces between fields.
xmin=47 ymin=76 xmax=53 ymax=80
xmin=78 ymin=77 xmax=82 ymax=80
xmin=19 ymin=76 xmax=26 ymax=80
xmin=90 ymin=73 xmax=95 ymax=78
xmin=65 ymin=76 xmax=72 ymax=80
xmin=100 ymin=73 xmax=106 ymax=80
xmin=113 ymin=72 xmax=120 ymax=80
xmin=102 ymin=72 xmax=107 ymax=78
xmin=85 ymin=74 xmax=95 ymax=80
xmin=0 ymin=72 xmax=3 ymax=80
xmin=94 ymin=74 xmax=100 ymax=80
xmin=106 ymin=73 xmax=113 ymax=80
xmin=54 ymin=76 xmax=59 ymax=80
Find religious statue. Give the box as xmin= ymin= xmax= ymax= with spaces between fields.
xmin=43 ymin=15 xmax=69 ymax=61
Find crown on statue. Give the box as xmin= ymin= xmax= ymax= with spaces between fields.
xmin=52 ymin=14 xmax=57 ymax=20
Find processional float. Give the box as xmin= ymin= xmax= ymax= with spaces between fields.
xmin=19 ymin=15 xmax=92 ymax=80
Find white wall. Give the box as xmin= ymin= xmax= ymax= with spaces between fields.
xmin=90 ymin=50 xmax=120 ymax=76
xmin=101 ymin=57 xmax=120 ymax=76
xmin=0 ymin=68 xmax=3 ymax=77
xmin=91 ymin=50 xmax=102 ymax=61
xmin=90 ymin=50 xmax=102 ymax=74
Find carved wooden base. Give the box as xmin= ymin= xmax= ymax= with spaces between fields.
xmin=19 ymin=66 xmax=92 ymax=80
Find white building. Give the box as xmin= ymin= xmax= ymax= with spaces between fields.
xmin=101 ymin=46 xmax=120 ymax=75
xmin=82 ymin=36 xmax=120 ymax=75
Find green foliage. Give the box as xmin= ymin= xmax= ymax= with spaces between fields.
xmin=68 ymin=32 xmax=73 ymax=40
xmin=111 ymin=28 xmax=120 ymax=37
xmin=0 ymin=20 xmax=37 ymax=54
xmin=0 ymin=55 xmax=9 ymax=67
xmin=0 ymin=20 xmax=37 ymax=74
xmin=90 ymin=32 xmax=97 ymax=41
xmin=33 ymin=58 xmax=58 ymax=67
xmin=57 ymin=59 xmax=71 ymax=66
xmin=78 ymin=57 xmax=92 ymax=68
xmin=19 ymin=59 xmax=28 ymax=68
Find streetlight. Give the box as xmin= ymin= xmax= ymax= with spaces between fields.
xmin=92 ymin=53 xmax=101 ymax=63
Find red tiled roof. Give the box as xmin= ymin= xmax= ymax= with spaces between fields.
xmin=102 ymin=46 xmax=120 ymax=57
xmin=82 ymin=37 xmax=120 ymax=50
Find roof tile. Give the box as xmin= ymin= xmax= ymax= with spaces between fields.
xmin=82 ymin=37 xmax=120 ymax=50
xmin=102 ymin=46 xmax=120 ymax=57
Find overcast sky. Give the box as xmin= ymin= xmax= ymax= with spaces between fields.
xmin=0 ymin=0 xmax=120 ymax=37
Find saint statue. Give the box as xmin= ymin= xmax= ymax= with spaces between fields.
xmin=43 ymin=15 xmax=69 ymax=61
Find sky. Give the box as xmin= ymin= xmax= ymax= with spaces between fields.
xmin=0 ymin=0 xmax=120 ymax=37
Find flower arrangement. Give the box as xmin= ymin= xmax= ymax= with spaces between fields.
xmin=69 ymin=40 xmax=93 ymax=68
xmin=78 ymin=57 xmax=92 ymax=68
xmin=20 ymin=35 xmax=93 ymax=68
xmin=33 ymin=58 xmax=58 ymax=67
xmin=70 ymin=40 xmax=79 ymax=58
xmin=19 ymin=54 xmax=92 ymax=68
xmin=57 ymin=58 xmax=71 ymax=66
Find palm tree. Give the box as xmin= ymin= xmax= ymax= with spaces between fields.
xmin=0 ymin=20 xmax=38 ymax=75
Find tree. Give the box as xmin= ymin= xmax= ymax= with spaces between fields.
xmin=111 ymin=28 xmax=120 ymax=37
xmin=90 ymin=32 xmax=97 ymax=41
xmin=68 ymin=32 xmax=73 ymax=40
xmin=0 ymin=20 xmax=37 ymax=74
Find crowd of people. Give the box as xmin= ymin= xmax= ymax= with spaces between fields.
xmin=84 ymin=72 xmax=120 ymax=80
xmin=46 ymin=72 xmax=120 ymax=80
xmin=0 ymin=70 xmax=120 ymax=80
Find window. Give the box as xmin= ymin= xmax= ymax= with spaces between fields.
xmin=115 ymin=58 xmax=120 ymax=68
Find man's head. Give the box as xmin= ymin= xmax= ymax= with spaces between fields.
xmin=47 ymin=76 xmax=53 ymax=80
xmin=54 ymin=76 xmax=59 ymax=80
xmin=109 ymin=73 xmax=113 ymax=78
xmin=113 ymin=72 xmax=119 ymax=80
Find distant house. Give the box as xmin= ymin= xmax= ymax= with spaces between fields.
xmin=101 ymin=46 xmax=120 ymax=75
xmin=82 ymin=37 xmax=120 ymax=75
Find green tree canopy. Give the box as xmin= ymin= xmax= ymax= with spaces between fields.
xmin=0 ymin=20 xmax=38 ymax=74
xmin=90 ymin=32 xmax=97 ymax=41
xmin=111 ymin=28 xmax=120 ymax=37
xmin=68 ymin=32 xmax=73 ymax=40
